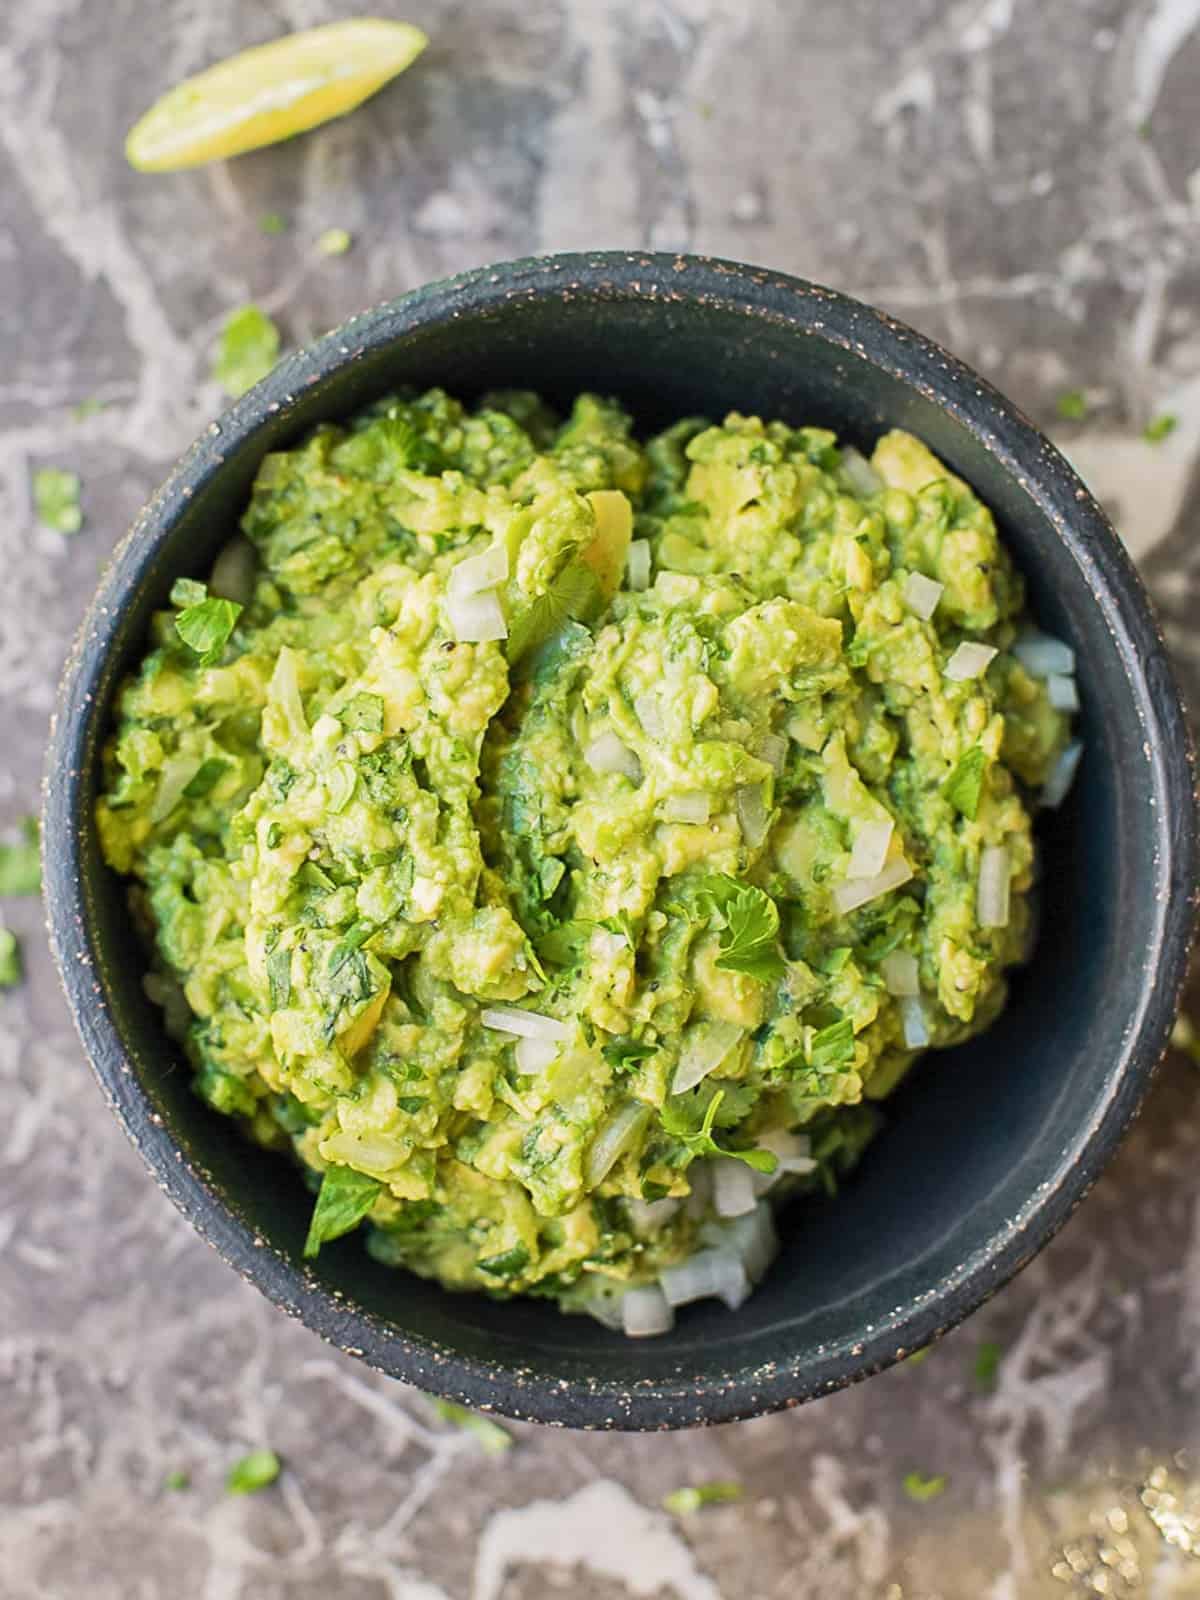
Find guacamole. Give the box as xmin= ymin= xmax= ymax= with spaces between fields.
xmin=97 ymin=388 xmax=1076 ymax=1334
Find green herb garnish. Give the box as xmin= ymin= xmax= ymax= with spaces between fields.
xmin=972 ymin=1340 xmax=1002 ymax=1390
xmin=506 ymin=556 xmax=602 ymax=664
xmin=661 ymin=1089 xmax=777 ymax=1174
xmin=477 ymin=1244 xmax=531 ymax=1278
xmin=810 ymin=1016 xmax=855 ymax=1071
xmin=663 ymin=1481 xmax=743 ymax=1515
xmin=266 ymin=946 xmax=292 ymax=1010
xmin=174 ymin=584 xmax=243 ymax=666
xmin=340 ymin=693 xmax=385 ymax=733
xmin=258 ymin=211 xmax=287 ymax=235
xmin=303 ymin=1165 xmax=382 ymax=1259
xmin=1144 ymin=413 xmax=1177 ymax=444
xmin=225 ymin=1449 xmax=281 ymax=1495
xmin=317 ymin=227 xmax=353 ymax=256
xmin=0 ymin=927 xmax=22 ymax=988
xmin=33 ymin=467 xmax=83 ymax=534
xmin=942 ymin=746 xmax=987 ymax=820
xmin=182 ymin=758 xmax=230 ymax=799
xmin=72 ymin=397 xmax=106 ymax=420
xmin=903 ymin=1471 xmax=947 ymax=1502
xmin=704 ymin=875 xmax=786 ymax=983
xmin=601 ymin=1039 xmax=657 ymax=1067
xmin=1055 ymin=389 xmax=1088 ymax=422
xmin=163 ymin=1469 xmax=191 ymax=1491
xmin=431 ymin=1400 xmax=513 ymax=1454
xmin=0 ymin=818 xmax=40 ymax=896
xmin=213 ymin=305 xmax=281 ymax=398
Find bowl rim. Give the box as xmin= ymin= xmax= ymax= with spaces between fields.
xmin=43 ymin=249 xmax=1198 ymax=1429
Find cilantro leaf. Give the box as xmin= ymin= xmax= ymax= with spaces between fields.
xmin=663 ymin=1481 xmax=743 ymax=1515
xmin=431 ymin=1400 xmax=513 ymax=1455
xmin=535 ymin=919 xmax=595 ymax=967
xmin=72 ymin=397 xmax=106 ymax=420
xmin=704 ymin=875 xmax=786 ymax=983
xmin=317 ymin=227 xmax=353 ymax=257
xmin=942 ymin=747 xmax=987 ymax=820
xmin=506 ymin=556 xmax=602 ymax=664
xmin=973 ymin=1340 xmax=1002 ymax=1390
xmin=340 ymin=693 xmax=384 ymax=733
xmin=163 ymin=1469 xmax=190 ymax=1491
xmin=174 ymin=586 xmax=243 ymax=666
xmin=213 ymin=305 xmax=281 ymax=398
xmin=0 ymin=818 xmax=40 ymax=896
xmin=1055 ymin=389 xmax=1088 ymax=422
xmin=602 ymin=1038 xmax=657 ymax=1067
xmin=477 ymin=1244 xmax=531 ymax=1278
xmin=1144 ymin=412 xmax=1177 ymax=444
xmin=258 ymin=211 xmax=286 ymax=235
xmin=810 ymin=1016 xmax=855 ymax=1070
xmin=182 ymin=758 xmax=230 ymax=799
xmin=266 ymin=947 xmax=292 ymax=1010
xmin=303 ymin=1166 xmax=382 ymax=1259
xmin=903 ymin=1471 xmax=947 ymax=1503
xmin=33 ymin=467 xmax=83 ymax=534
xmin=660 ymin=1089 xmax=777 ymax=1173
xmin=225 ymin=1449 xmax=281 ymax=1495
xmin=0 ymin=926 xmax=21 ymax=988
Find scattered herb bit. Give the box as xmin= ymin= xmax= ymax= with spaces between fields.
xmin=33 ymin=467 xmax=83 ymax=534
xmin=163 ymin=1469 xmax=191 ymax=1491
xmin=810 ymin=1016 xmax=856 ymax=1071
xmin=506 ymin=556 xmax=602 ymax=665
xmin=942 ymin=746 xmax=987 ymax=820
xmin=431 ymin=1399 xmax=513 ymax=1455
xmin=0 ymin=927 xmax=22 ymax=988
xmin=340 ymin=692 xmax=385 ymax=733
xmin=174 ymin=586 xmax=243 ymax=666
xmin=317 ymin=227 xmax=353 ymax=256
xmin=225 ymin=1449 xmax=281 ymax=1495
xmin=1172 ymin=1013 xmax=1200 ymax=1065
xmin=973 ymin=1340 xmax=1002 ymax=1390
xmin=213 ymin=305 xmax=281 ymax=399
xmin=266 ymin=946 xmax=292 ymax=1010
xmin=534 ymin=918 xmax=595 ymax=967
xmin=303 ymin=1165 xmax=383 ymax=1258
xmin=704 ymin=875 xmax=786 ymax=983
xmin=1055 ymin=389 xmax=1088 ymax=422
xmin=477 ymin=1244 xmax=531 ymax=1278
xmin=72 ymin=397 xmax=106 ymax=420
xmin=906 ymin=1347 xmax=931 ymax=1366
xmin=663 ymin=1481 xmax=743 ymax=1515
xmin=1143 ymin=413 xmax=1177 ymax=444
xmin=903 ymin=1471 xmax=947 ymax=1502
xmin=258 ymin=211 xmax=287 ymax=235
xmin=602 ymin=1039 xmax=657 ymax=1067
xmin=182 ymin=758 xmax=230 ymax=799
xmin=661 ymin=1089 xmax=777 ymax=1174
xmin=0 ymin=817 xmax=40 ymax=896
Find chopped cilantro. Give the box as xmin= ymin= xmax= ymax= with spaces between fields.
xmin=0 ymin=818 xmax=40 ymax=896
xmin=1144 ymin=413 xmax=1177 ymax=444
xmin=942 ymin=746 xmax=987 ymax=820
xmin=663 ymin=1481 xmax=743 ymax=1515
xmin=213 ymin=305 xmax=281 ymax=399
xmin=506 ymin=556 xmax=602 ymax=664
xmin=340 ymin=693 xmax=385 ymax=733
xmin=174 ymin=584 xmax=242 ymax=666
xmin=303 ymin=1165 xmax=382 ymax=1258
xmin=906 ymin=1347 xmax=931 ymax=1366
xmin=258 ymin=211 xmax=287 ymax=235
xmin=535 ymin=919 xmax=595 ymax=967
xmin=72 ymin=397 xmax=106 ymax=420
xmin=973 ymin=1340 xmax=1002 ymax=1389
xmin=317 ymin=227 xmax=353 ymax=256
xmin=1055 ymin=389 xmax=1088 ymax=422
xmin=0 ymin=927 xmax=22 ymax=988
xmin=225 ymin=1449 xmax=281 ymax=1495
xmin=431 ymin=1400 xmax=513 ymax=1455
xmin=33 ymin=467 xmax=83 ymax=534
xmin=903 ymin=1471 xmax=947 ymax=1502
xmin=266 ymin=947 xmax=292 ymax=1010
xmin=704 ymin=875 xmax=786 ymax=983
xmin=325 ymin=761 xmax=357 ymax=814
xmin=661 ymin=1089 xmax=777 ymax=1174
xmin=602 ymin=1038 xmax=657 ymax=1067
xmin=810 ymin=1016 xmax=855 ymax=1071
xmin=163 ymin=1469 xmax=190 ymax=1491
xmin=182 ymin=758 xmax=230 ymax=799
xmin=478 ymin=1244 xmax=531 ymax=1278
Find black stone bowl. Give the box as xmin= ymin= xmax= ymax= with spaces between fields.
xmin=44 ymin=252 xmax=1197 ymax=1429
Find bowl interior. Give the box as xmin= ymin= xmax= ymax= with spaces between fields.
xmin=54 ymin=258 xmax=1192 ymax=1426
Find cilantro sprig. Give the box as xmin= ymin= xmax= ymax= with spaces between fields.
xmin=506 ymin=555 xmax=601 ymax=664
xmin=703 ymin=875 xmax=786 ymax=982
xmin=303 ymin=1165 xmax=383 ymax=1259
xmin=661 ymin=1089 xmax=776 ymax=1174
xmin=942 ymin=747 xmax=987 ymax=820
xmin=431 ymin=1400 xmax=513 ymax=1455
xmin=171 ymin=578 xmax=242 ymax=666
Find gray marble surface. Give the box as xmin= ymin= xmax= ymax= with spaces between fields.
xmin=4 ymin=1 xmax=1200 ymax=1595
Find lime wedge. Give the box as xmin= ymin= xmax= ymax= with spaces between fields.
xmin=125 ymin=19 xmax=428 ymax=171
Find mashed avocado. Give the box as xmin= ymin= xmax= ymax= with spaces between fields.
xmin=97 ymin=389 xmax=1073 ymax=1332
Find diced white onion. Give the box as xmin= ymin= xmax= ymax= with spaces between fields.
xmin=901 ymin=995 xmax=930 ymax=1048
xmin=209 ymin=536 xmax=257 ymax=605
xmin=750 ymin=1129 xmax=817 ymax=1194
xmin=622 ymin=1283 xmax=675 ymax=1337
xmin=847 ymin=818 xmax=894 ymax=880
xmin=945 ymin=642 xmax=998 ymax=681
xmin=832 ymin=857 xmax=913 ymax=915
xmin=672 ymin=1021 xmax=743 ymax=1095
xmin=590 ymin=928 xmax=628 ymax=963
xmin=634 ymin=692 xmax=665 ymax=739
xmin=449 ymin=542 xmax=508 ymax=597
xmin=660 ymin=1248 xmax=750 ymax=1310
xmin=1013 ymin=627 xmax=1075 ymax=679
xmin=627 ymin=1196 xmax=682 ymax=1235
xmin=481 ymin=1006 xmax=571 ymax=1041
xmin=841 ymin=446 xmax=884 ymax=497
xmin=977 ymin=844 xmax=1011 ymax=928
xmin=736 ymin=783 xmax=771 ymax=848
xmin=903 ymin=572 xmax=944 ymax=621
xmin=881 ymin=949 xmax=920 ymax=997
xmin=580 ymin=1282 xmax=627 ymax=1331
xmin=712 ymin=1159 xmax=758 ymax=1218
xmin=1042 ymin=740 xmax=1083 ymax=809
xmin=447 ymin=587 xmax=507 ymax=643
xmin=150 ymin=755 xmax=201 ymax=824
xmin=754 ymin=733 xmax=788 ymax=774
xmin=585 ymin=731 xmax=642 ymax=782
xmin=515 ymin=1035 xmax=560 ymax=1074
xmin=1046 ymin=672 xmax=1080 ymax=712
xmin=662 ymin=791 xmax=711 ymax=825
xmin=584 ymin=1102 xmax=650 ymax=1188
xmin=714 ymin=1202 xmax=779 ymax=1284
xmin=626 ymin=539 xmax=652 ymax=592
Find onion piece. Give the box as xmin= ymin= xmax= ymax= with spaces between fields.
xmin=903 ymin=571 xmax=944 ymax=621
xmin=585 ymin=731 xmax=642 ymax=782
xmin=977 ymin=844 xmax=1011 ymax=928
xmin=750 ymin=1129 xmax=817 ymax=1194
xmin=832 ymin=856 xmax=913 ymax=915
xmin=1046 ymin=672 xmax=1079 ymax=713
xmin=841 ymin=446 xmax=884 ymax=497
xmin=449 ymin=542 xmax=508 ymax=597
xmin=481 ymin=1006 xmax=571 ymax=1042
xmin=881 ymin=949 xmax=920 ymax=997
xmin=847 ymin=818 xmax=894 ymax=880
xmin=626 ymin=539 xmax=652 ymax=592
xmin=515 ymin=1035 xmax=560 ymax=1074
xmin=622 ymin=1283 xmax=675 ymax=1337
xmin=447 ymin=587 xmax=507 ymax=643
xmin=736 ymin=783 xmax=771 ymax=848
xmin=209 ymin=536 xmax=257 ymax=605
xmin=150 ymin=755 xmax=201 ymax=824
xmin=1013 ymin=627 xmax=1075 ymax=679
xmin=900 ymin=995 xmax=930 ymax=1048
xmin=660 ymin=1248 xmax=750 ymax=1310
xmin=754 ymin=732 xmax=788 ymax=774
xmin=1042 ymin=740 xmax=1083 ymax=809
xmin=672 ymin=1020 xmax=743 ymax=1095
xmin=585 ymin=1102 xmax=650 ymax=1188
xmin=712 ymin=1159 xmax=758 ymax=1217
xmin=715 ymin=1202 xmax=779 ymax=1284
xmin=627 ymin=1196 xmax=682 ymax=1235
xmin=945 ymin=642 xmax=998 ymax=682
xmin=662 ymin=791 xmax=711 ymax=825
xmin=634 ymin=692 xmax=665 ymax=739
xmin=580 ymin=1282 xmax=627 ymax=1331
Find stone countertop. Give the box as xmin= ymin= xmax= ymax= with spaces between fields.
xmin=3 ymin=2 xmax=1200 ymax=1596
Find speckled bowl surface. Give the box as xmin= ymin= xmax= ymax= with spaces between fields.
xmin=43 ymin=252 xmax=1197 ymax=1429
